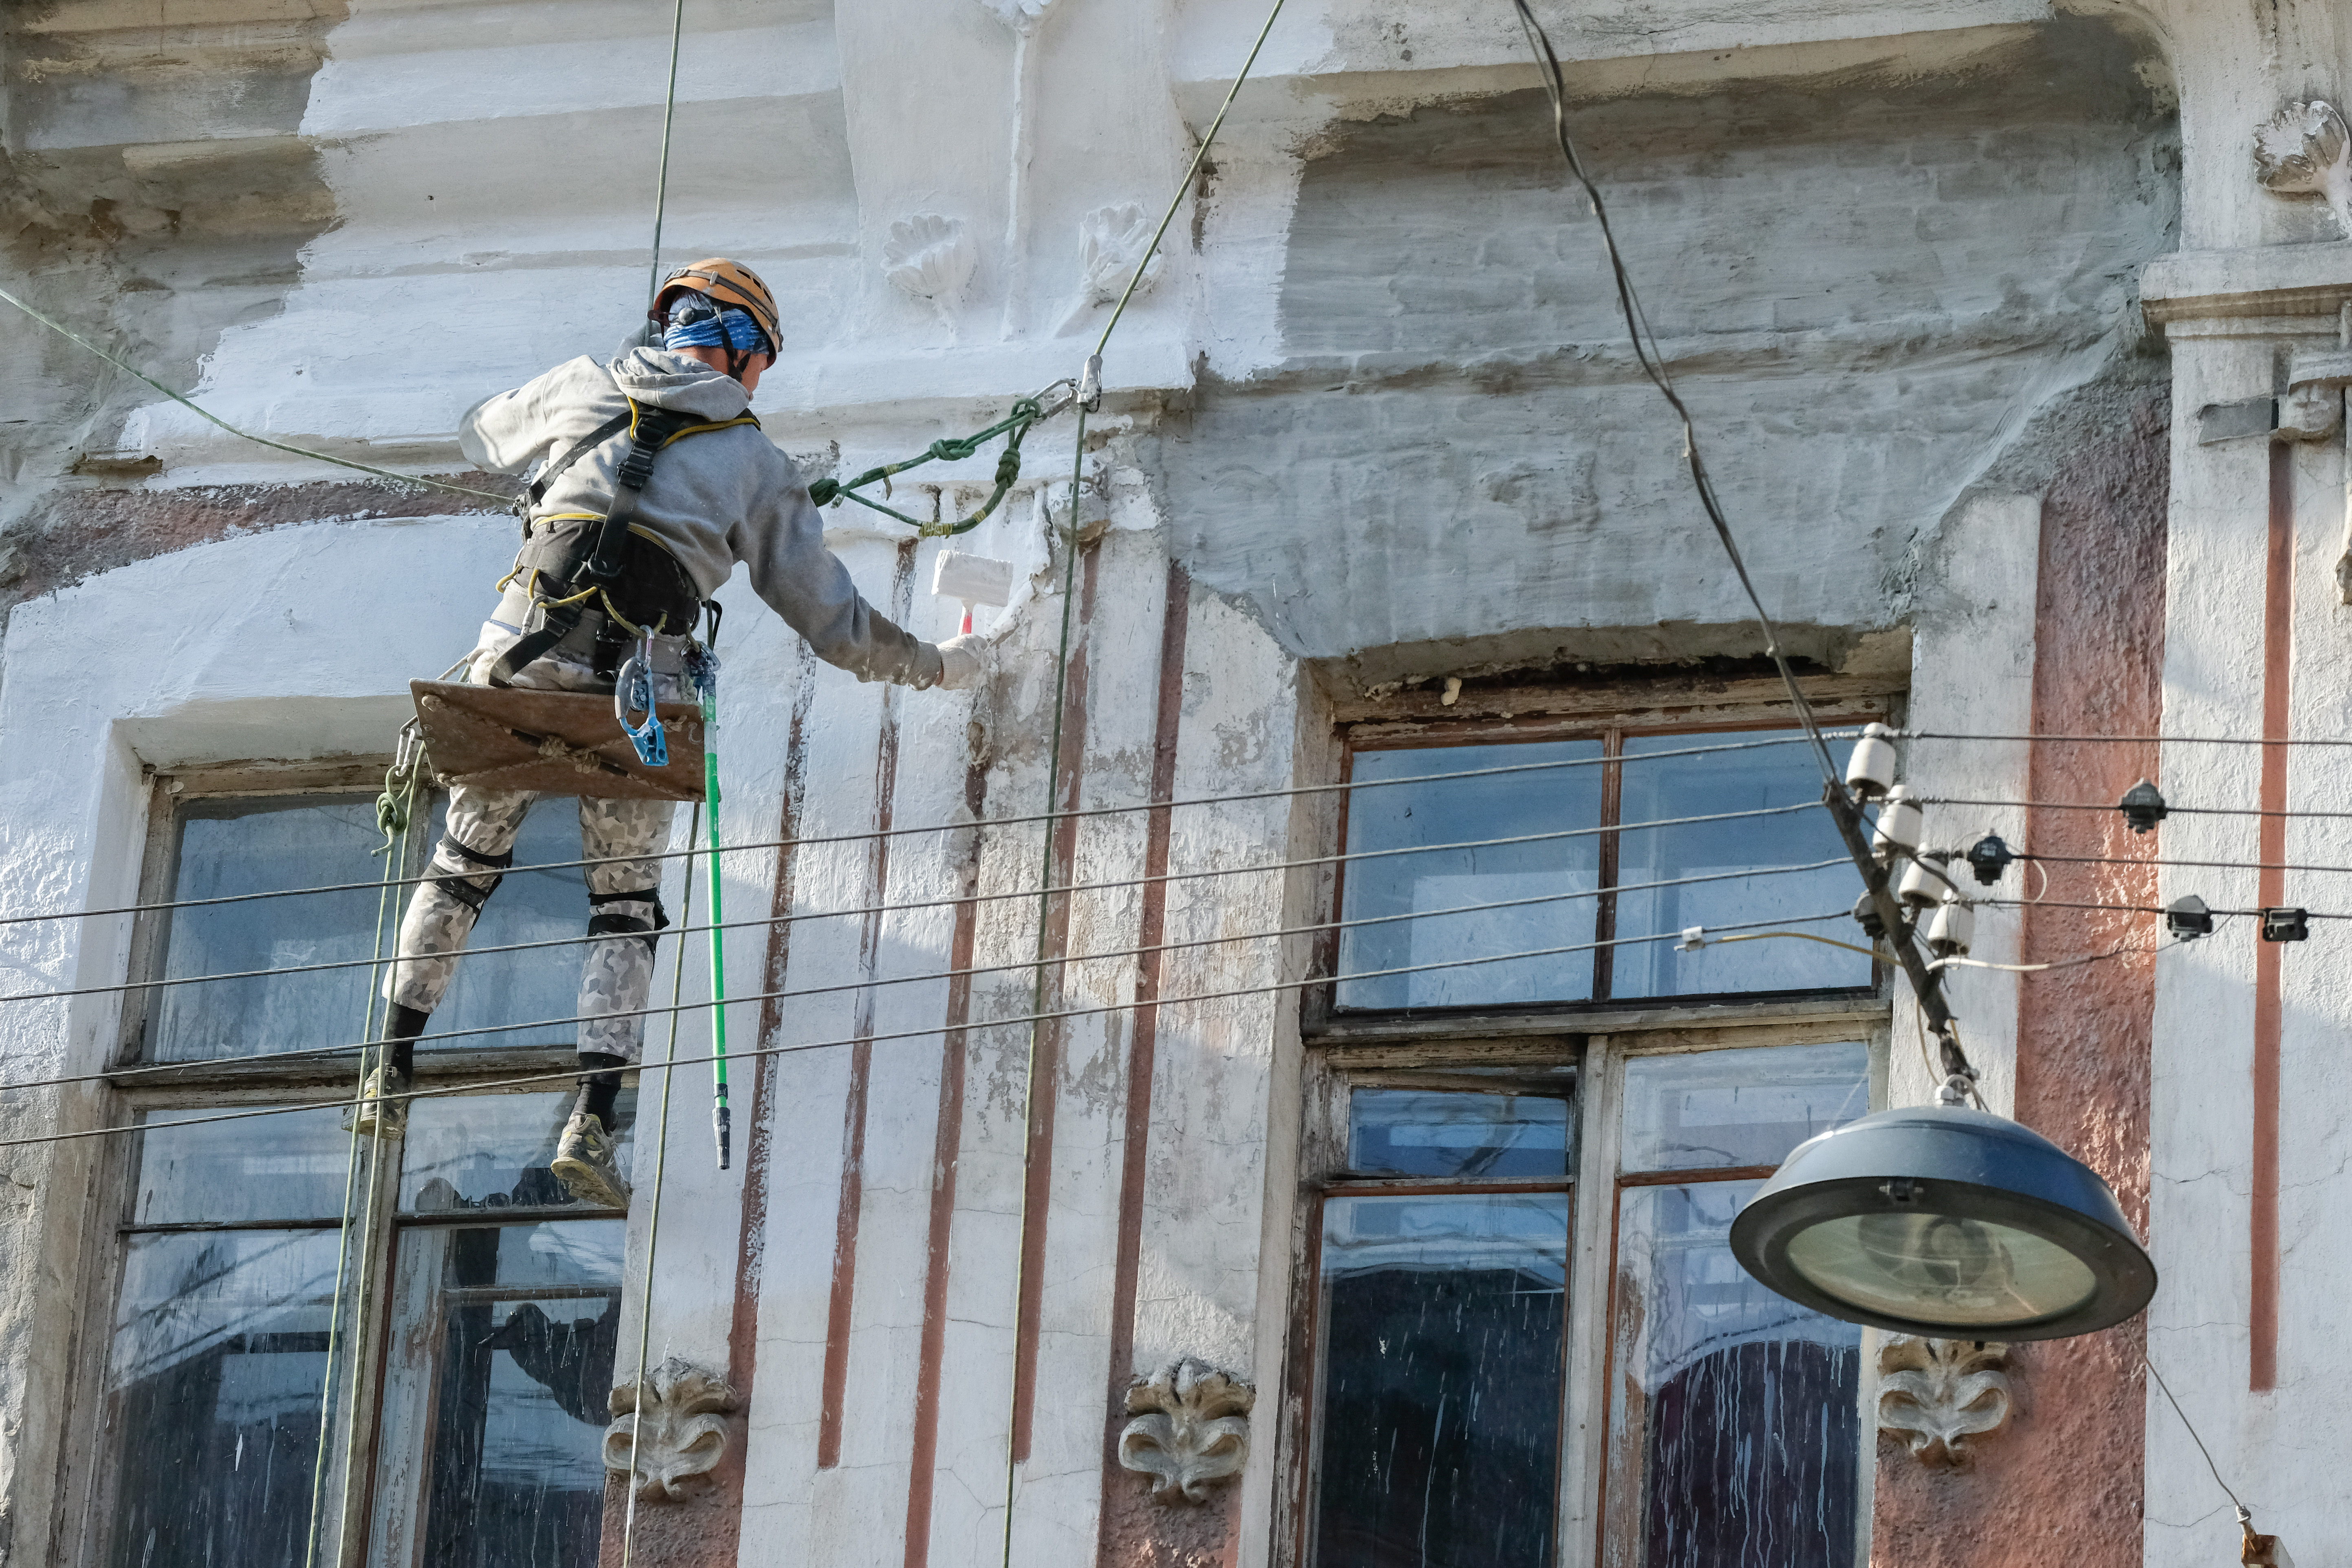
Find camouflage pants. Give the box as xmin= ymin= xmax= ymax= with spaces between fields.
xmin=383 ymin=619 xmax=686 ymax=1063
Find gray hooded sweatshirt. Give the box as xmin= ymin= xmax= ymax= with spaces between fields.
xmin=459 ymin=348 xmax=941 ymax=687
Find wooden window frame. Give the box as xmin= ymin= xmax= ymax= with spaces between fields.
xmin=64 ymin=768 xmax=626 ymax=1568
xmin=1278 ymin=675 xmax=1901 ymax=1568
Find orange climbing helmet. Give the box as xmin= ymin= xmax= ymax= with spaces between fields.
xmin=651 ymin=258 xmax=782 ymax=357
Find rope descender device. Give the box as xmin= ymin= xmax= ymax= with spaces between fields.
xmin=805 ymin=378 xmax=1076 ymax=538
xmin=616 ymin=628 xmax=669 ymax=768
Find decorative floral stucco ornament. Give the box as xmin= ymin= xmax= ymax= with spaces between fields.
xmin=1876 ymin=1337 xmax=2013 ymax=1467
xmin=882 ymin=214 xmax=979 ymax=337
xmin=2253 ymin=100 xmax=2352 ymax=238
xmin=604 ymin=1357 xmax=738 ymax=1501
xmin=1116 ymin=1357 xmax=1254 ymax=1504
xmin=1055 ymin=202 xmax=1164 ymax=336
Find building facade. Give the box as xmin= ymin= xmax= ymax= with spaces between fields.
xmin=1 ymin=0 xmax=2348 ymax=1564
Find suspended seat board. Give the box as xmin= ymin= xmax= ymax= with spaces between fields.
xmin=410 ymin=680 xmax=705 ymax=801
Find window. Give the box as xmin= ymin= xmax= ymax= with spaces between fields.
xmin=88 ymin=774 xmax=639 ymax=1568
xmin=1334 ymin=729 xmax=1870 ymax=1013
xmin=1299 ymin=698 xmax=1891 ymax=1568
xmin=1311 ymin=1087 xmax=1575 ymax=1568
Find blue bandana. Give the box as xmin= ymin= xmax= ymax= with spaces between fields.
xmin=662 ymin=296 xmax=773 ymax=358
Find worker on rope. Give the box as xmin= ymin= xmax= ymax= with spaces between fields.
xmin=355 ymin=259 xmax=983 ymax=1208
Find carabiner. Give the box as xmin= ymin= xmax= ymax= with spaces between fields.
xmin=615 ymin=629 xmax=668 ymax=768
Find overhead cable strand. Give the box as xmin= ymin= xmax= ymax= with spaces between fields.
xmin=0 ymin=806 xmax=1833 ymax=1009
xmin=1908 ymin=730 xmax=2352 ymax=749
xmin=1922 ymin=796 xmax=2352 ymax=820
xmin=645 ymin=0 xmax=688 ymax=309
xmin=1507 ymin=0 xmax=1966 ymax=1084
xmin=0 ymin=908 xmax=1852 ymax=1151
xmin=0 ymin=734 xmax=1851 ymax=928
xmin=32 ymin=854 xmax=1850 ymax=1093
xmin=0 ymin=283 xmax=513 ymax=505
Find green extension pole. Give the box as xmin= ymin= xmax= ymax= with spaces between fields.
xmin=699 ymin=662 xmax=731 ymax=1169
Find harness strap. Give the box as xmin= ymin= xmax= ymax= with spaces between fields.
xmin=526 ymin=410 xmax=633 ymax=512
xmin=429 ymin=835 xmax=515 ymax=915
xmin=490 ymin=397 xmax=759 ymax=688
xmin=587 ymin=886 xmax=670 ymax=953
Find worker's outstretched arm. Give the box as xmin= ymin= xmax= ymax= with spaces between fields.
xmin=730 ymin=450 xmax=946 ymax=688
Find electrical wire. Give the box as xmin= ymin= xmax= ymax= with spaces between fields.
xmin=1922 ymin=796 xmax=2352 ymax=821
xmin=1910 ymin=730 xmax=2352 ymax=750
xmin=17 ymin=854 xmax=1851 ymax=1095
xmin=0 ymin=812 xmax=1839 ymax=1012
xmin=1506 ymin=0 xmax=1970 ymax=1094
xmin=2144 ymin=1354 xmax=2249 ymax=1515
xmin=0 ymin=731 xmax=1850 ymax=929
xmin=0 ymin=282 xmax=514 ymax=505
xmin=0 ymin=908 xmax=1853 ymax=1152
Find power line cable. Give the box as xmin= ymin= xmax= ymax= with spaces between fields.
xmin=0 ymin=908 xmax=1853 ymax=1152
xmin=1908 ymin=730 xmax=2352 ymax=749
xmin=1921 ymin=796 xmax=2352 ymax=821
xmin=0 ymin=282 xmax=514 ymax=505
xmin=0 ymin=735 xmax=1852 ymax=930
xmin=20 ymin=812 xmax=1831 ymax=1087
xmin=1505 ymin=0 xmax=1968 ymax=1086
xmin=0 ymin=849 xmax=1848 ymax=1012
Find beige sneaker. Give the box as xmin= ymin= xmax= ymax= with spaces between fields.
xmin=341 ymin=1066 xmax=408 ymax=1141
xmin=551 ymin=1111 xmax=631 ymax=1208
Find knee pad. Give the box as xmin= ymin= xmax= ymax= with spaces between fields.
xmin=431 ymin=836 xmax=515 ymax=915
xmin=587 ymin=886 xmax=669 ymax=954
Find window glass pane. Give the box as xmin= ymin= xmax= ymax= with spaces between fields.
xmin=402 ymin=1091 xmax=636 ymax=1212
xmin=374 ymin=1220 xmax=622 ymax=1568
xmin=1610 ymin=732 xmax=1870 ymax=1000
xmin=1604 ymin=1181 xmax=1860 ymax=1568
xmin=1349 ymin=1089 xmax=1573 ymax=1179
xmin=1620 ymin=1042 xmax=1870 ymax=1174
xmin=1339 ymin=742 xmax=1604 ymax=1010
xmin=134 ymin=1106 xmax=378 ymax=1225
xmin=105 ymin=1229 xmax=349 ymax=1568
xmin=1314 ymin=1193 xmax=1569 ymax=1568
xmin=150 ymin=797 xmax=384 ymax=1063
xmin=422 ymin=795 xmax=592 ymax=1050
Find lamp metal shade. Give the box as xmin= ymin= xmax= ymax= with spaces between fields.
xmin=1729 ymin=1104 xmax=2156 ymax=1340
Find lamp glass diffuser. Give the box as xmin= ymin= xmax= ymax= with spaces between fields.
xmin=1729 ymin=1104 xmax=2156 ymax=1339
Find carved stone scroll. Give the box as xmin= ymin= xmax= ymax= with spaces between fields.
xmin=604 ymin=1357 xmax=739 ymax=1502
xmin=1115 ymin=1357 xmax=1254 ymax=1504
xmin=2253 ymin=99 xmax=2352 ymax=238
xmin=1877 ymin=1337 xmax=2013 ymax=1467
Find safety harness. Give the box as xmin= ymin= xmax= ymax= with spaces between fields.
xmin=487 ymin=389 xmax=757 ymax=686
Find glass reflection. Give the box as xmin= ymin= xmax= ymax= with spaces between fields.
xmin=1314 ymin=1193 xmax=1569 ymax=1568
xmin=1338 ymin=742 xmax=1604 ymax=1009
xmin=105 ymin=1229 xmax=346 ymax=1568
xmin=1611 ymin=733 xmax=1869 ymax=1000
xmin=1349 ymin=1089 xmax=1572 ymax=1179
xmin=151 ymin=797 xmax=384 ymax=1063
xmin=378 ymin=1219 xmax=622 ymax=1568
xmin=1784 ymin=1211 xmax=2098 ymax=1326
xmin=134 ymin=1106 xmax=374 ymax=1225
xmin=1606 ymin=1182 xmax=1859 ymax=1568
xmin=402 ymin=1091 xmax=634 ymax=1212
xmin=1619 ymin=1042 xmax=1870 ymax=1174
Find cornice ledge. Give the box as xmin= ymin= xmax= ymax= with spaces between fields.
xmin=2139 ymin=242 xmax=2352 ymax=326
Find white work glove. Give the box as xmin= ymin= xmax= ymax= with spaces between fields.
xmin=932 ymin=633 xmax=987 ymax=691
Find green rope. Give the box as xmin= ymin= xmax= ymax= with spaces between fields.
xmin=0 ymin=283 xmax=513 ymax=504
xmin=995 ymin=3 xmax=1287 ymax=1560
xmin=806 ymin=384 xmax=1071 ymax=537
xmin=620 ymin=800 xmax=698 ymax=1568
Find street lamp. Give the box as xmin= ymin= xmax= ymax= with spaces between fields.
xmin=1729 ymin=1104 xmax=2156 ymax=1339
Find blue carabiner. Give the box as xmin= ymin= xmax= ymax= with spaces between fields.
xmin=615 ymin=632 xmax=668 ymax=768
